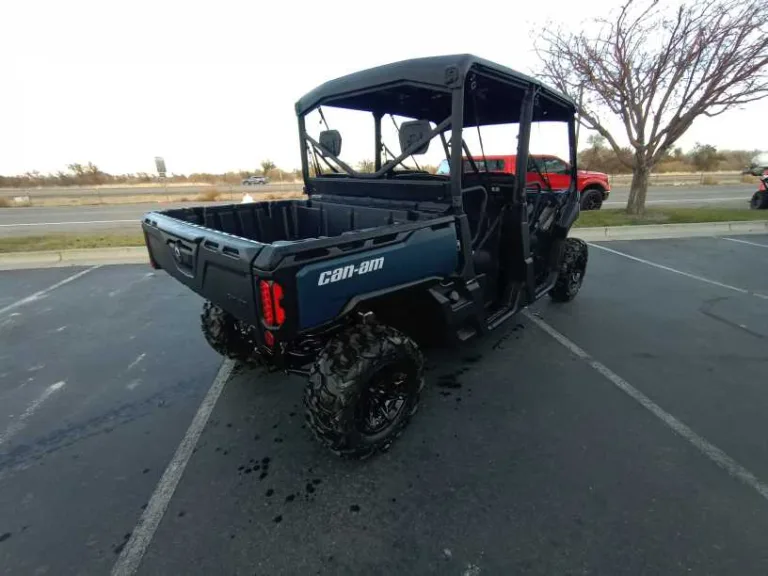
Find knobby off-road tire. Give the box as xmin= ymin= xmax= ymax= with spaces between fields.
xmin=304 ymin=323 xmax=425 ymax=459
xmin=580 ymin=188 xmax=604 ymax=211
xmin=201 ymin=301 xmax=259 ymax=363
xmin=750 ymin=191 xmax=768 ymax=210
xmin=549 ymin=238 xmax=588 ymax=302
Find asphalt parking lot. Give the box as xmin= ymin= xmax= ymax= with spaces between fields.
xmin=1 ymin=234 xmax=768 ymax=575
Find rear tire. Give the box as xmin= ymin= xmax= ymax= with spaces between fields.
xmin=580 ymin=188 xmax=604 ymax=210
xmin=750 ymin=191 xmax=768 ymax=209
xmin=549 ymin=238 xmax=588 ymax=302
xmin=304 ymin=323 xmax=425 ymax=459
xmin=201 ymin=301 xmax=259 ymax=363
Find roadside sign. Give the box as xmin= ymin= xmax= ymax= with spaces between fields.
xmin=155 ymin=156 xmax=167 ymax=177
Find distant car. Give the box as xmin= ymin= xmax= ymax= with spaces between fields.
xmin=242 ymin=175 xmax=269 ymax=186
xmin=436 ymin=154 xmax=611 ymax=210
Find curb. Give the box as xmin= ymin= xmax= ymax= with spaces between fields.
xmin=0 ymin=247 xmax=148 ymax=271
xmin=1 ymin=220 xmax=767 ymax=270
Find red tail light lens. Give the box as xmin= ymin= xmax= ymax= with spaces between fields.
xmin=263 ymin=330 xmax=275 ymax=347
xmin=259 ymin=279 xmax=286 ymax=329
xmin=272 ymin=282 xmax=285 ymax=326
xmin=259 ymin=280 xmax=274 ymax=325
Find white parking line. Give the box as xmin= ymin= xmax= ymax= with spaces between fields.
xmin=0 ymin=219 xmax=135 ymax=228
xmin=0 ymin=266 xmax=100 ymax=316
xmin=721 ymin=237 xmax=768 ymax=248
xmin=0 ymin=381 xmax=66 ymax=446
xmin=524 ymin=311 xmax=768 ymax=502
xmin=588 ymin=243 xmax=768 ymax=300
xmin=111 ymin=358 xmax=235 ymax=576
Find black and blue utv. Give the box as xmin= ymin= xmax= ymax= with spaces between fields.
xmin=141 ymin=55 xmax=588 ymax=458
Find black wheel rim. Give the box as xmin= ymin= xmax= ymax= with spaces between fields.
xmin=568 ymin=270 xmax=583 ymax=293
xmin=567 ymin=251 xmax=587 ymax=294
xmin=359 ymin=365 xmax=412 ymax=437
xmin=583 ymin=193 xmax=600 ymax=210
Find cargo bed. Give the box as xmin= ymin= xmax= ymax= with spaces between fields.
xmin=142 ymin=196 xmax=458 ymax=332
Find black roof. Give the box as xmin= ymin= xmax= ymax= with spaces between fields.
xmin=295 ymin=54 xmax=576 ymax=124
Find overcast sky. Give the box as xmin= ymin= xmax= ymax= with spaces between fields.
xmin=2 ymin=0 xmax=766 ymax=176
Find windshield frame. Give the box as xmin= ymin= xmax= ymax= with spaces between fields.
xmin=302 ymin=112 xmax=452 ymax=180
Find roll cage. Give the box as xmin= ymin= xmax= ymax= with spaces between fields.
xmin=295 ymin=54 xmax=578 ymax=212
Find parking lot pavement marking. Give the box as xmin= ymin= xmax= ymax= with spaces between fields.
xmin=110 ymin=358 xmax=235 ymax=576
xmin=0 ymin=380 xmax=65 ymax=446
xmin=588 ymin=243 xmax=768 ymax=300
xmin=0 ymin=266 xmax=100 ymax=316
xmin=127 ymin=353 xmax=146 ymax=371
xmin=721 ymin=237 xmax=768 ymax=249
xmin=524 ymin=310 xmax=768 ymax=503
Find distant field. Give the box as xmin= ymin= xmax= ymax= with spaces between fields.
xmin=0 ymin=184 xmax=304 ymax=207
xmin=609 ymin=171 xmax=749 ymax=186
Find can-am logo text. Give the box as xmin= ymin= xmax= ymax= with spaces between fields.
xmin=318 ymin=257 xmax=385 ymax=286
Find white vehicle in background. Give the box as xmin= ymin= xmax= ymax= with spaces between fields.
xmin=242 ymin=175 xmax=269 ymax=186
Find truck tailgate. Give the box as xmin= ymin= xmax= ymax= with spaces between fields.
xmin=142 ymin=212 xmax=265 ymax=325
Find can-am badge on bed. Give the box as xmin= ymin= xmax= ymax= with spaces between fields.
xmin=318 ymin=257 xmax=385 ymax=286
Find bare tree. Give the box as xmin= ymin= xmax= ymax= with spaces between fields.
xmin=260 ymin=159 xmax=276 ymax=176
xmin=689 ymin=143 xmax=723 ymax=171
xmin=357 ymin=159 xmax=375 ymax=173
xmin=586 ymin=134 xmax=606 ymax=150
xmin=537 ymin=0 xmax=768 ymax=213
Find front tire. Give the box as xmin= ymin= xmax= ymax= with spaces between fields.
xmin=201 ymin=301 xmax=258 ymax=363
xmin=750 ymin=191 xmax=768 ymax=209
xmin=304 ymin=323 xmax=425 ymax=459
xmin=580 ymin=188 xmax=604 ymax=210
xmin=549 ymin=238 xmax=588 ymax=302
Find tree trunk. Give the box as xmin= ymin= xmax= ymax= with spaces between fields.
xmin=626 ymin=163 xmax=651 ymax=215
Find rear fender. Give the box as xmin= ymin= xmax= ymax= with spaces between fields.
xmin=292 ymin=224 xmax=458 ymax=330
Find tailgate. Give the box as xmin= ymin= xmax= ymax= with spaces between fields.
xmin=142 ymin=212 xmax=265 ymax=325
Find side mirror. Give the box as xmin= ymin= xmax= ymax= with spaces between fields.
xmin=319 ymin=130 xmax=342 ymax=156
xmin=399 ymin=120 xmax=431 ymax=155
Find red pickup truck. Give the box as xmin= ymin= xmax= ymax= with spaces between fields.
xmin=436 ymin=154 xmax=611 ymax=210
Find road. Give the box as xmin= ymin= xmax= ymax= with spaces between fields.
xmin=0 ymin=184 xmax=757 ymax=238
xmin=0 ymin=202 xmax=232 ymax=237
xmin=604 ymin=183 xmax=753 ymax=207
xmin=1 ymin=234 xmax=768 ymax=574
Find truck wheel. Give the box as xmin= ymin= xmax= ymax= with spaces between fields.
xmin=750 ymin=191 xmax=768 ymax=209
xmin=580 ymin=188 xmax=603 ymax=210
xmin=549 ymin=238 xmax=588 ymax=302
xmin=200 ymin=301 xmax=258 ymax=363
xmin=304 ymin=323 xmax=425 ymax=459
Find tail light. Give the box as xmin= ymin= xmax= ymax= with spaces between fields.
xmin=259 ymin=280 xmax=286 ymax=349
xmin=259 ymin=280 xmax=274 ymax=325
xmin=272 ymin=283 xmax=285 ymax=325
